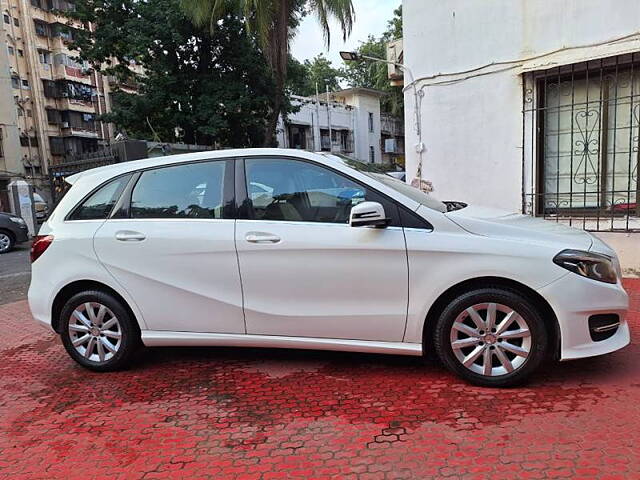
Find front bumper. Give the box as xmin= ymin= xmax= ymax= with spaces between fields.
xmin=14 ymin=225 xmax=29 ymax=243
xmin=538 ymin=273 xmax=630 ymax=360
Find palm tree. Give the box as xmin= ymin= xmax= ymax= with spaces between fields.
xmin=181 ymin=0 xmax=355 ymax=146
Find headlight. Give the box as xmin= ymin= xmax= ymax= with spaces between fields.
xmin=553 ymin=249 xmax=618 ymax=284
xmin=8 ymin=217 xmax=26 ymax=225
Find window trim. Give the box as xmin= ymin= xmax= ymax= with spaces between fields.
xmin=236 ymin=155 xmax=433 ymax=230
xmin=111 ymin=158 xmax=236 ymax=221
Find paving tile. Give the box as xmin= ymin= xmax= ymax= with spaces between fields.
xmin=0 ymin=279 xmax=639 ymax=478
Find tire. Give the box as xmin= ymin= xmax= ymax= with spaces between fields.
xmin=0 ymin=230 xmax=15 ymax=254
xmin=433 ymin=287 xmax=548 ymax=388
xmin=60 ymin=290 xmax=139 ymax=372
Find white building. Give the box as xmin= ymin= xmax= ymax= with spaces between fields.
xmin=277 ymin=88 xmax=404 ymax=166
xmin=400 ymin=0 xmax=640 ymax=273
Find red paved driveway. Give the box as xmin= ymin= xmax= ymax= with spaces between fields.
xmin=1 ymin=279 xmax=639 ymax=480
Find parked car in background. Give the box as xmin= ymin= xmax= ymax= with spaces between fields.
xmin=28 ymin=149 xmax=630 ymax=387
xmin=0 ymin=212 xmax=29 ymax=253
xmin=33 ymin=193 xmax=49 ymax=220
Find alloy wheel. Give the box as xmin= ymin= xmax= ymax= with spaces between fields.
xmin=0 ymin=233 xmax=11 ymax=253
xmin=68 ymin=302 xmax=122 ymax=363
xmin=449 ymin=302 xmax=532 ymax=376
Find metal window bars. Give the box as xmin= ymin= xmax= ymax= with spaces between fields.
xmin=523 ymin=53 xmax=640 ymax=232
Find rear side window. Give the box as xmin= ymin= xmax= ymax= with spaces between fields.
xmin=69 ymin=175 xmax=130 ymax=220
xmin=130 ymin=161 xmax=226 ymax=219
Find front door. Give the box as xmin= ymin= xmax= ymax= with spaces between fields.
xmin=236 ymin=157 xmax=408 ymax=342
xmin=94 ymin=159 xmax=245 ymax=334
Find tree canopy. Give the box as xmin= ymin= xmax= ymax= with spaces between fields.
xmin=181 ymin=0 xmax=355 ymax=145
xmin=289 ymin=54 xmax=344 ymax=97
xmin=66 ymin=0 xmax=276 ymax=147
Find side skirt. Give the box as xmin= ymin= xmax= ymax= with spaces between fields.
xmin=141 ymin=331 xmax=423 ymax=356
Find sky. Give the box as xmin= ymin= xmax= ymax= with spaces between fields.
xmin=291 ymin=0 xmax=401 ymax=66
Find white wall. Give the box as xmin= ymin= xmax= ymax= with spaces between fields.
xmin=403 ymin=0 xmax=640 ymax=210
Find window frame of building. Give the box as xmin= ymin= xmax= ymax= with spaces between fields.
xmin=523 ymin=53 xmax=640 ymax=228
xmin=21 ymin=79 xmax=30 ymax=89
xmin=368 ymin=112 xmax=374 ymax=133
xmin=3 ymin=14 xmax=9 ymax=24
xmin=49 ymin=136 xmax=65 ymax=155
xmin=38 ymin=50 xmax=51 ymax=64
xmin=17 ymin=49 xmax=23 ymax=57
xmin=13 ymin=17 xmax=19 ymax=27
xmin=11 ymin=76 xmax=19 ymax=89
xmin=7 ymin=46 xmax=14 ymax=56
xmin=369 ymin=146 xmax=375 ymax=164
xmin=34 ymin=20 xmax=49 ymax=37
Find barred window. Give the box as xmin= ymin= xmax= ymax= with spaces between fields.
xmin=524 ymin=54 xmax=640 ymax=231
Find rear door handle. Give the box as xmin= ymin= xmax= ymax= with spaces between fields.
xmin=115 ymin=230 xmax=146 ymax=242
xmin=245 ymin=232 xmax=281 ymax=244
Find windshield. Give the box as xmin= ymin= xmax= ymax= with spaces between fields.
xmin=323 ymin=153 xmax=447 ymax=213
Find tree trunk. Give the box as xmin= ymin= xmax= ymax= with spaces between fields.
xmin=264 ymin=77 xmax=284 ymax=147
xmin=262 ymin=0 xmax=290 ymax=147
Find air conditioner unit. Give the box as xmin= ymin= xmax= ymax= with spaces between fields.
xmin=61 ymin=121 xmax=69 ymax=128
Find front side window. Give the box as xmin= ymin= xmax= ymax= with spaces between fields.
xmin=131 ymin=161 xmax=226 ymax=219
xmin=245 ymin=158 xmax=390 ymax=224
xmin=69 ymin=175 xmax=131 ymax=220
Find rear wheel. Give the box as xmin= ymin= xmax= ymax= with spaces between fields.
xmin=0 ymin=230 xmax=15 ymax=254
xmin=434 ymin=288 xmax=548 ymax=387
xmin=60 ymin=290 xmax=139 ymax=371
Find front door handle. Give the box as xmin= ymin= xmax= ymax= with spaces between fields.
xmin=115 ymin=230 xmax=146 ymax=242
xmin=245 ymin=232 xmax=281 ymax=244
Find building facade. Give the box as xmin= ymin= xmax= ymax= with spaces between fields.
xmin=400 ymin=0 xmax=640 ymax=271
xmin=0 ymin=0 xmax=120 ymax=203
xmin=277 ymin=88 xmax=405 ymax=166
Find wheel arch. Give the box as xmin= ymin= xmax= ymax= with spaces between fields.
xmin=422 ymin=276 xmax=561 ymax=359
xmin=51 ymin=280 xmax=141 ymax=335
xmin=0 ymin=228 xmax=15 ymax=242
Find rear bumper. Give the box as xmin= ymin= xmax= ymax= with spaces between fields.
xmin=537 ymin=273 xmax=630 ymax=360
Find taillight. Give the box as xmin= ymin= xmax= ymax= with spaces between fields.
xmin=31 ymin=235 xmax=54 ymax=263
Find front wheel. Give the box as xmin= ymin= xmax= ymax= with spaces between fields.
xmin=60 ymin=290 xmax=139 ymax=371
xmin=433 ymin=288 xmax=548 ymax=387
xmin=0 ymin=230 xmax=15 ymax=254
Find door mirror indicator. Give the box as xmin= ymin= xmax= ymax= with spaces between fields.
xmin=349 ymin=202 xmax=390 ymax=228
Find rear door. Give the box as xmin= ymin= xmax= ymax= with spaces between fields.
xmin=93 ymin=159 xmax=245 ymax=334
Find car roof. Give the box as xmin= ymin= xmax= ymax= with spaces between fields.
xmin=66 ymin=148 xmax=336 ymax=185
xmin=60 ymin=148 xmax=423 ymax=215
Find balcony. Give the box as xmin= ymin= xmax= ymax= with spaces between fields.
xmin=53 ymin=64 xmax=94 ymax=85
xmin=61 ymin=124 xmax=98 ymax=138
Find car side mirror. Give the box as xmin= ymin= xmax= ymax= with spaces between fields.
xmin=349 ymin=201 xmax=390 ymax=228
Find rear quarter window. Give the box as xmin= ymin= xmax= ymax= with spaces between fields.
xmin=68 ymin=175 xmax=131 ymax=221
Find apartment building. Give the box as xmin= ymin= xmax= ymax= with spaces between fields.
xmin=0 ymin=0 xmax=120 ymax=200
xmin=277 ymin=88 xmax=405 ymax=167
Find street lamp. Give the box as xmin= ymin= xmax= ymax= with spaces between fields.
xmin=339 ymin=51 xmax=415 ymax=85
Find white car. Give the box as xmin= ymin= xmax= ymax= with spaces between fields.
xmin=28 ymin=149 xmax=630 ymax=387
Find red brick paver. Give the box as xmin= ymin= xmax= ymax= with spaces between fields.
xmin=1 ymin=279 xmax=639 ymax=479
